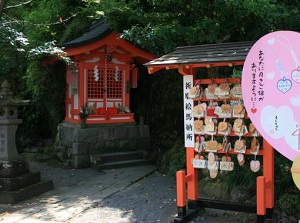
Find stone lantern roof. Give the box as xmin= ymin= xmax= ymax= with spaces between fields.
xmin=0 ymin=80 xmax=29 ymax=106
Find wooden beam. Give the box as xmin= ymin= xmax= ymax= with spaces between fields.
xmin=147 ymin=66 xmax=164 ymax=74
xmin=178 ymin=65 xmax=192 ymax=75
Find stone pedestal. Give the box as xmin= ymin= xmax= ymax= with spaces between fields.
xmin=0 ymin=160 xmax=53 ymax=204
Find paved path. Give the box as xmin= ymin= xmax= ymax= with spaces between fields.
xmin=0 ymin=165 xmax=163 ymax=223
xmin=0 ymin=162 xmax=270 ymax=223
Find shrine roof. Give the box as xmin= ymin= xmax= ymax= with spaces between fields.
xmin=144 ymin=41 xmax=255 ymax=72
xmin=58 ymin=19 xmax=156 ymax=64
xmin=62 ymin=19 xmax=111 ymax=48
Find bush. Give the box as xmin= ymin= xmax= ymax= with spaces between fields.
xmin=160 ymin=143 xmax=186 ymax=176
xmin=278 ymin=193 xmax=300 ymax=217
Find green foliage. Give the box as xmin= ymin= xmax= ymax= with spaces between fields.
xmin=16 ymin=61 xmax=66 ymax=149
xmin=160 ymin=142 xmax=186 ymax=176
xmin=224 ymin=155 xmax=261 ymax=195
xmin=278 ymin=193 xmax=300 ymax=216
xmin=274 ymin=151 xmax=297 ymax=198
xmin=136 ymin=70 xmax=184 ymax=148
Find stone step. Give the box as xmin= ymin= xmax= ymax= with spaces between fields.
xmin=97 ymin=159 xmax=152 ymax=170
xmin=0 ymin=172 xmax=41 ymax=191
xmin=100 ymin=150 xmax=146 ymax=163
xmin=0 ymin=180 xmax=54 ymax=204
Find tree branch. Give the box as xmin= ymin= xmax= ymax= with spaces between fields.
xmin=4 ymin=0 xmax=32 ymax=9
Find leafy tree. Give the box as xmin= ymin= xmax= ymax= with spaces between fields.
xmin=2 ymin=0 xmax=300 ymax=151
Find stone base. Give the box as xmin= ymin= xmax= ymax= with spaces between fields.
xmin=0 ymin=160 xmax=29 ymax=177
xmin=56 ymin=122 xmax=152 ymax=168
xmin=0 ymin=172 xmax=41 ymax=191
xmin=0 ymin=180 xmax=54 ymax=204
xmin=0 ymin=160 xmax=54 ymax=204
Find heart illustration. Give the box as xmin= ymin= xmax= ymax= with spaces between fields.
xmin=290 ymin=95 xmax=300 ymax=106
xmin=250 ymin=160 xmax=260 ymax=172
xmin=251 ymin=108 xmax=257 ymax=113
xmin=292 ymin=69 xmax=300 ymax=84
xmin=277 ymin=78 xmax=292 ymax=93
xmin=268 ymin=37 xmax=275 ymax=44
xmin=267 ymin=71 xmax=275 ymax=80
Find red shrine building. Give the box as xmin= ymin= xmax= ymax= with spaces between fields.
xmin=54 ymin=20 xmax=156 ymax=168
xmin=62 ymin=20 xmax=156 ymax=124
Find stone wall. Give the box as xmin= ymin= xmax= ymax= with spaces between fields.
xmin=56 ymin=122 xmax=151 ymax=168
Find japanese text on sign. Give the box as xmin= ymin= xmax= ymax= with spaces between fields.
xmin=183 ymin=75 xmax=194 ymax=147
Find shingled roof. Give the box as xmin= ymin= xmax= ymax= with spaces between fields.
xmin=144 ymin=41 xmax=254 ymax=72
xmin=61 ymin=19 xmax=111 ymax=48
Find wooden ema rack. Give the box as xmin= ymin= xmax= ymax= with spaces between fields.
xmin=174 ymin=78 xmax=274 ymax=223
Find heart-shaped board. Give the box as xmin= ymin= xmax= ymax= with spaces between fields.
xmin=242 ymin=31 xmax=300 ymax=161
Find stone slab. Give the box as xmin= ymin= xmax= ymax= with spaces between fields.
xmin=0 ymin=180 xmax=54 ymax=204
xmin=0 ymin=171 xmax=40 ymax=191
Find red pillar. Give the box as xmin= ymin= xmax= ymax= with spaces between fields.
xmin=263 ymin=139 xmax=274 ymax=214
xmin=186 ymin=147 xmax=198 ymax=200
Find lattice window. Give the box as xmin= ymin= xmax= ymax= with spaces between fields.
xmin=87 ymin=68 xmax=123 ymax=99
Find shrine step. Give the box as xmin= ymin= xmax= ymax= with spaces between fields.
xmin=100 ymin=150 xmax=146 ymax=163
xmin=96 ymin=159 xmax=153 ymax=170
xmin=0 ymin=180 xmax=54 ymax=204
xmin=0 ymin=172 xmax=41 ymax=191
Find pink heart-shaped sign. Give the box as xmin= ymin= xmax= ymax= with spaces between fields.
xmin=250 ymin=160 xmax=260 ymax=172
xmin=242 ymin=31 xmax=300 ymax=161
xmin=237 ymin=153 xmax=244 ymax=162
xmin=292 ymin=69 xmax=300 ymax=84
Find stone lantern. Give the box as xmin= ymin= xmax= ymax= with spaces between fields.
xmin=0 ymin=80 xmax=29 ymax=162
xmin=0 ymin=80 xmax=53 ymax=204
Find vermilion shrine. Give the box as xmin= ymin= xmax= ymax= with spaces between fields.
xmin=62 ymin=20 xmax=155 ymax=124
xmin=145 ymin=41 xmax=275 ymax=223
xmin=54 ymin=20 xmax=156 ymax=168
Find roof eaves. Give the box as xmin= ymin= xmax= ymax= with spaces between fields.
xmin=59 ymin=20 xmax=111 ymax=48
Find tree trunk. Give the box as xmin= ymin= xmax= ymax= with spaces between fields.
xmin=0 ymin=0 xmax=6 ymax=15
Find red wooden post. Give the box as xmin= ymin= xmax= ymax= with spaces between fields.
xmin=263 ymin=139 xmax=274 ymax=216
xmin=186 ymin=147 xmax=198 ymax=201
xmin=176 ymin=170 xmax=187 ymax=208
xmin=257 ymin=176 xmax=266 ymax=215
